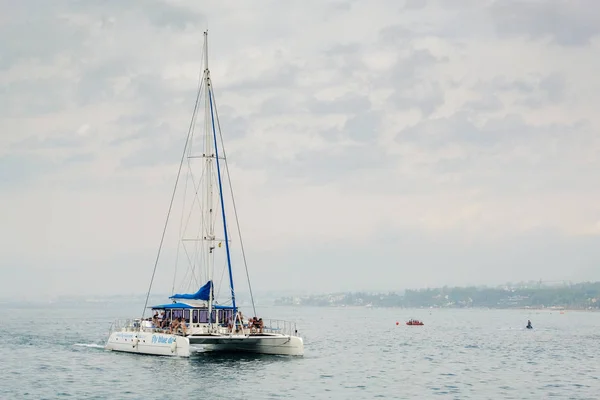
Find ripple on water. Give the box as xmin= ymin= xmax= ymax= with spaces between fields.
xmin=1 ymin=307 xmax=600 ymax=399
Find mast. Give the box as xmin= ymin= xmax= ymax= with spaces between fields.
xmin=204 ymin=31 xmax=237 ymax=316
xmin=204 ymin=30 xmax=216 ymax=326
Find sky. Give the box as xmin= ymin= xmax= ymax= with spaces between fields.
xmin=1 ymin=0 xmax=599 ymax=300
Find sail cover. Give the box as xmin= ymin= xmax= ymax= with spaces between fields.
xmin=169 ymin=280 xmax=213 ymax=301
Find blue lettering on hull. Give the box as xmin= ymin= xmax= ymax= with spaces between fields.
xmin=151 ymin=335 xmax=175 ymax=344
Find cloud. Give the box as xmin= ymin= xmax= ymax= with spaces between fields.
xmin=306 ymin=93 xmax=371 ymax=116
xmin=472 ymin=72 xmax=567 ymax=109
xmin=1 ymin=0 xmax=599 ymax=299
xmin=403 ymin=0 xmax=428 ymax=11
xmin=464 ymin=93 xmax=504 ymax=112
xmin=538 ymin=72 xmax=567 ymax=103
xmin=490 ymin=0 xmax=600 ymax=46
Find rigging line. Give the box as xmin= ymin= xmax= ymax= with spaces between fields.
xmin=187 ymin=166 xmax=206 ymax=283
xmin=180 ymin=163 xmax=207 ymax=246
xmin=178 ymin=46 xmax=208 ymax=286
xmin=189 ymin=105 xmax=207 ymax=283
xmin=178 ymin=130 xmax=211 ymax=280
xmin=181 ymin=241 xmax=201 ymax=288
xmin=175 ymin=161 xmax=207 ymax=286
xmin=172 ymin=107 xmax=197 ymax=294
xmin=194 ymin=165 xmax=211 ymax=276
xmin=180 ymin=94 xmax=207 ymax=237
xmin=208 ymin=86 xmax=236 ymax=314
xmin=177 ymin=259 xmax=193 ymax=292
xmin=172 ymin=58 xmax=206 ymax=294
xmin=210 ymin=88 xmax=257 ymax=318
xmin=217 ymin=257 xmax=227 ymax=300
xmin=139 ymin=54 xmax=206 ymax=323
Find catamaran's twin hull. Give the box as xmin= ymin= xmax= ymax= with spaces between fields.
xmin=188 ymin=334 xmax=304 ymax=356
xmin=105 ymin=331 xmax=304 ymax=357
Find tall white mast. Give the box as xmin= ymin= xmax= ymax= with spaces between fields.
xmin=203 ymin=30 xmax=216 ymax=327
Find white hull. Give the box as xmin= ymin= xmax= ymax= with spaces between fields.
xmin=105 ymin=331 xmax=192 ymax=357
xmin=105 ymin=330 xmax=303 ymax=357
xmin=189 ymin=334 xmax=304 ymax=356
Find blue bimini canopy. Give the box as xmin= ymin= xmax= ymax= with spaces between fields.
xmin=213 ymin=304 xmax=236 ymax=309
xmin=149 ymin=302 xmax=236 ymax=310
xmin=169 ymin=280 xmax=212 ymax=301
xmin=150 ymin=302 xmax=195 ymax=309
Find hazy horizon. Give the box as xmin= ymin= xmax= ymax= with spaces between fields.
xmin=2 ymin=0 xmax=599 ymax=300
xmin=3 ymin=278 xmax=595 ymax=305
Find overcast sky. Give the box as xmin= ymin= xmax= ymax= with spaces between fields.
xmin=1 ymin=0 xmax=599 ymax=299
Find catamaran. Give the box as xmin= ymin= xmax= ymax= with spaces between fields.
xmin=105 ymin=31 xmax=304 ymax=357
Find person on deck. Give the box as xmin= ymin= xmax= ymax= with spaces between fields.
xmin=179 ymin=317 xmax=187 ymax=335
xmin=169 ymin=317 xmax=187 ymax=335
xmin=169 ymin=318 xmax=179 ymax=334
xmin=236 ymin=311 xmax=244 ymax=333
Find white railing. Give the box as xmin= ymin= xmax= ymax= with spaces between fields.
xmin=108 ymin=318 xmax=161 ymax=334
xmin=108 ymin=318 xmax=300 ymax=337
xmin=109 ymin=319 xmax=137 ymax=333
xmin=241 ymin=319 xmax=298 ymax=337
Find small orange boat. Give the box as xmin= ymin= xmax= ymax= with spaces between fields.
xmin=406 ymin=319 xmax=424 ymax=326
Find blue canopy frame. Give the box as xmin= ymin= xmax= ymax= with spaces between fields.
xmin=149 ymin=302 xmax=235 ymax=310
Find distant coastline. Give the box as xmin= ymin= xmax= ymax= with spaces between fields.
xmin=274 ymin=281 xmax=600 ymax=310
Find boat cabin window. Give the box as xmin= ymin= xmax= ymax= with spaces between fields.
xmin=199 ymin=310 xmax=208 ymax=323
xmin=166 ymin=309 xmax=191 ymax=322
xmin=194 ymin=310 xmax=215 ymax=323
xmin=217 ymin=310 xmax=233 ymax=324
xmin=188 ymin=309 xmax=233 ymax=323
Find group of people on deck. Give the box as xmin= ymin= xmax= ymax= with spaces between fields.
xmin=227 ymin=311 xmax=264 ymax=333
xmin=150 ymin=309 xmax=265 ymax=336
xmin=248 ymin=316 xmax=264 ymax=333
xmin=151 ymin=311 xmax=187 ymax=335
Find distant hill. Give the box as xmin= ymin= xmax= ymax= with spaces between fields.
xmin=274 ymin=281 xmax=600 ymax=310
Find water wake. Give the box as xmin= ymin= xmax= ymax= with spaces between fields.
xmin=73 ymin=343 xmax=105 ymax=349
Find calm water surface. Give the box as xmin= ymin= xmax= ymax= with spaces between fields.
xmin=1 ymin=304 xmax=598 ymax=399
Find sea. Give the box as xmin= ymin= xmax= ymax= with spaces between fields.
xmin=1 ymin=303 xmax=598 ymax=399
